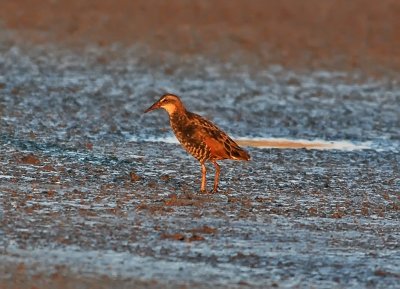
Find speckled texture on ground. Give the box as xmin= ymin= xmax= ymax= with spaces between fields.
xmin=0 ymin=44 xmax=399 ymax=289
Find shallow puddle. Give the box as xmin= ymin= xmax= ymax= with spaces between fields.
xmin=235 ymin=138 xmax=371 ymax=151
xmin=131 ymin=135 xmax=371 ymax=151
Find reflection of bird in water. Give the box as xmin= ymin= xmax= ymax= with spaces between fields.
xmin=145 ymin=93 xmax=250 ymax=193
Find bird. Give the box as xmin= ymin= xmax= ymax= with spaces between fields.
xmin=144 ymin=93 xmax=250 ymax=193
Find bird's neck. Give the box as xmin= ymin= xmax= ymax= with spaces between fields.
xmin=169 ymin=107 xmax=189 ymax=124
xmin=166 ymin=104 xmax=187 ymax=118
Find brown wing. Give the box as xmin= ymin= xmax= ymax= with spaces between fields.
xmin=189 ymin=112 xmax=250 ymax=161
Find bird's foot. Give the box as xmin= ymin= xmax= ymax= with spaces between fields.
xmin=200 ymin=188 xmax=214 ymax=194
xmin=201 ymin=189 xmax=217 ymax=194
xmin=212 ymin=185 xmax=218 ymax=194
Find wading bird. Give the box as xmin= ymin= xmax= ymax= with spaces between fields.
xmin=144 ymin=93 xmax=250 ymax=193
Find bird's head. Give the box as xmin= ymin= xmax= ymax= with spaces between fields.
xmin=144 ymin=93 xmax=184 ymax=114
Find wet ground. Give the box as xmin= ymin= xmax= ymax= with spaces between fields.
xmin=0 ymin=43 xmax=399 ymax=289
xmin=1 ymin=1 xmax=400 ymax=288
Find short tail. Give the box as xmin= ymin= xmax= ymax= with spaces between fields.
xmin=231 ymin=145 xmax=251 ymax=161
xmin=238 ymin=148 xmax=251 ymax=161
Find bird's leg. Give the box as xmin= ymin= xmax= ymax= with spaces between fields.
xmin=201 ymin=162 xmax=207 ymax=193
xmin=212 ymin=161 xmax=220 ymax=193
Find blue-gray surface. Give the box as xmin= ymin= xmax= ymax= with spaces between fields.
xmin=0 ymin=44 xmax=399 ymax=288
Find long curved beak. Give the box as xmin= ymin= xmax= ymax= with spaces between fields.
xmin=144 ymin=101 xmax=161 ymax=113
